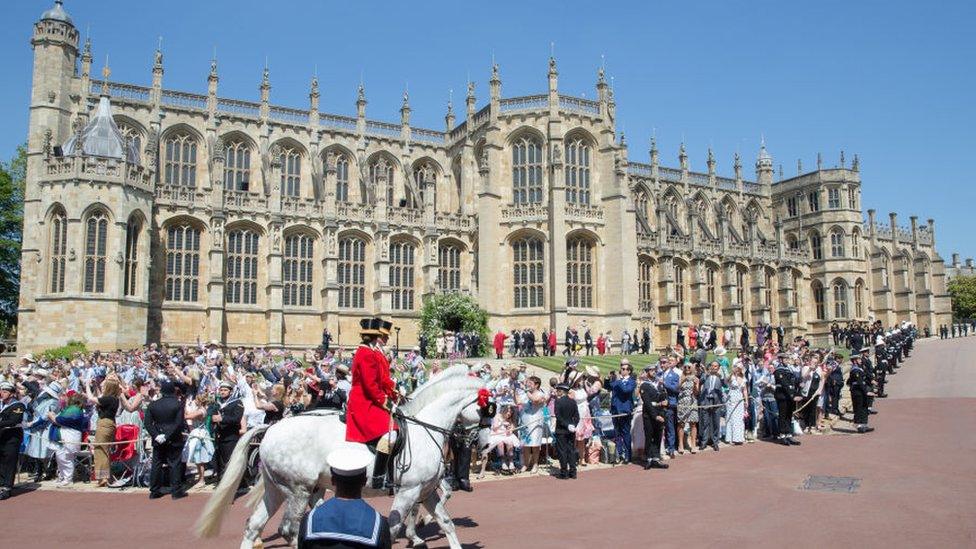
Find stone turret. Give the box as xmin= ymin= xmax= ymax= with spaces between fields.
xmin=755 ymin=138 xmax=774 ymax=186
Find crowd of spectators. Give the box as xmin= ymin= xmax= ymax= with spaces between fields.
xmin=0 ymin=316 xmax=946 ymax=501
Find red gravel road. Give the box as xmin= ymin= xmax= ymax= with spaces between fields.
xmin=4 ymin=337 xmax=976 ymax=548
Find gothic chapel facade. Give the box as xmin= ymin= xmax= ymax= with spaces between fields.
xmin=17 ymin=3 xmax=952 ymax=352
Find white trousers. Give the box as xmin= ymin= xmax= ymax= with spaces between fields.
xmin=55 ymin=429 xmax=82 ymax=483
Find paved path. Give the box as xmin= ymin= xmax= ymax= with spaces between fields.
xmin=3 ymin=337 xmax=975 ymax=548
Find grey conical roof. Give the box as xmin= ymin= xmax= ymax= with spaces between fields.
xmin=41 ymin=1 xmax=73 ymax=24
xmin=62 ymin=95 xmax=140 ymax=164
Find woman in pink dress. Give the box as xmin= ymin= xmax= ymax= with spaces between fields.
xmin=596 ymin=334 xmax=606 ymax=355
xmin=688 ymin=324 xmax=698 ymax=350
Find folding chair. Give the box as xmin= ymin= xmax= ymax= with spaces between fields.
xmin=108 ymin=424 xmax=140 ymax=488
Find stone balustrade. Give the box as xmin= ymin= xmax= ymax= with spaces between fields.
xmin=43 ymin=156 xmax=153 ymax=193
xmin=500 ymin=203 xmax=548 ymax=223
xmin=564 ymin=203 xmax=604 ymax=224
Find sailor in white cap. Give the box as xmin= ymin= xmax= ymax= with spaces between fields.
xmin=211 ymin=380 xmax=244 ymax=486
xmin=0 ymin=380 xmax=26 ymax=499
xmin=298 ymin=444 xmax=392 ymax=548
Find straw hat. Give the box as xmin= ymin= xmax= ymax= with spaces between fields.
xmin=585 ymin=365 xmax=600 ymax=378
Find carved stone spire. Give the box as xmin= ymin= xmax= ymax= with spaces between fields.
xmin=840 ymin=150 xmax=846 ymax=168
xmin=309 ymin=75 xmax=319 ymax=111
xmin=733 ymin=152 xmax=742 ymax=180
xmin=400 ymin=89 xmax=411 ymax=126
xmin=490 ymin=61 xmax=501 ymax=102
xmin=852 ymin=153 xmax=860 ymax=172
xmin=679 ymin=142 xmax=688 ymax=171
xmin=707 ymin=147 xmax=716 ymax=175
xmin=650 ymin=136 xmax=659 ymax=167
xmin=445 ymin=90 xmax=455 ymax=132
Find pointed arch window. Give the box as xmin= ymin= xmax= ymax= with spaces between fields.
xmin=706 ymin=265 xmax=717 ymax=319
xmin=83 ymin=210 xmax=108 ymax=293
xmin=512 ymin=136 xmax=543 ymax=204
xmin=438 ymin=243 xmax=461 ymax=292
xmin=412 ymin=164 xmax=434 ymax=210
xmin=812 ymin=281 xmax=826 ymax=320
xmin=674 ymin=263 xmax=686 ymax=319
xmin=833 ymin=281 xmax=848 ymax=319
xmin=338 ymin=236 xmax=366 ymax=309
xmin=881 ymin=256 xmax=890 ymax=287
xmin=567 ymin=237 xmax=594 ymax=308
xmin=565 ymin=137 xmax=590 ymax=205
xmin=390 ymin=241 xmax=416 ymax=310
xmin=635 ymin=190 xmax=651 ymax=234
xmin=851 ymin=231 xmax=861 ymax=259
xmin=513 ymin=237 xmax=544 ymax=308
xmin=830 ymin=229 xmax=845 ymax=258
xmin=224 ymin=139 xmax=251 ymax=191
xmin=334 ymin=154 xmax=350 ymax=202
xmin=638 ymin=258 xmax=654 ymax=313
xmin=49 ymin=209 xmax=67 ymax=293
xmin=123 ymin=218 xmax=140 ymax=296
xmin=369 ymin=158 xmax=395 ymax=206
xmin=810 ymin=231 xmax=823 ymax=260
xmin=164 ymin=132 xmax=197 ymax=187
xmin=283 ymin=234 xmax=313 ymax=307
xmin=854 ymin=279 xmax=865 ymax=318
xmin=735 ymin=267 xmax=746 ymax=305
xmin=280 ymin=147 xmax=302 ymax=198
xmin=763 ymin=268 xmax=773 ymax=307
xmin=791 ymin=271 xmax=800 ymax=309
xmin=117 ymin=123 xmax=141 ymax=164
xmin=226 ymin=229 xmax=259 ymax=304
xmin=164 ymin=224 xmax=200 ymax=302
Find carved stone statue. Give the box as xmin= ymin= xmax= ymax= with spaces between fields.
xmin=551 ymin=143 xmax=562 ymax=164
xmin=43 ymin=129 xmax=53 ymax=158
xmin=272 ymin=225 xmax=281 ymax=252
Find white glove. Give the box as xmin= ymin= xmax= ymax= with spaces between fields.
xmin=154 ymin=434 xmax=166 ymax=444
xmin=568 ymin=424 xmax=577 ymax=433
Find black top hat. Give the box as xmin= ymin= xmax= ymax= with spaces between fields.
xmin=360 ymin=317 xmax=393 ymax=336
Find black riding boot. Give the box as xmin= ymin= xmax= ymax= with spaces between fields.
xmin=371 ymin=452 xmax=390 ymax=489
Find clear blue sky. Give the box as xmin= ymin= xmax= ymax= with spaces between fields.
xmin=3 ymin=1 xmax=974 ymax=259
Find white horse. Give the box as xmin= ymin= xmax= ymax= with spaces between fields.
xmin=196 ymin=364 xmax=488 ymax=549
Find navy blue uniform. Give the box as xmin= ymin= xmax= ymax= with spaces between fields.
xmin=298 ymin=497 xmax=392 ymax=548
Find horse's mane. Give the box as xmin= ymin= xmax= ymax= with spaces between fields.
xmin=400 ymin=364 xmax=484 ymax=416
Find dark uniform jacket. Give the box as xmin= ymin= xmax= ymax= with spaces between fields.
xmin=639 ymin=380 xmax=667 ymax=420
xmin=298 ymin=497 xmax=392 ymax=548
xmin=0 ymin=399 xmax=26 ymax=443
xmin=554 ymin=394 xmax=580 ymax=435
xmin=847 ymin=365 xmax=870 ymax=397
xmin=773 ymin=364 xmax=797 ymax=400
xmin=145 ymin=394 xmax=186 ymax=445
xmin=213 ymin=398 xmax=244 ymax=440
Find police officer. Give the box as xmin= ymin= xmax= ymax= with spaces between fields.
xmin=847 ymin=357 xmax=875 ymax=434
xmin=145 ymin=380 xmax=187 ymax=499
xmin=773 ymin=354 xmax=801 ymax=446
xmin=0 ymin=381 xmax=26 ymax=500
xmin=639 ymin=367 xmax=669 ymax=469
xmin=299 ymin=444 xmax=392 ymax=549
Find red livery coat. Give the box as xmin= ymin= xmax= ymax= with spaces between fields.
xmin=345 ymin=345 xmax=398 ymax=443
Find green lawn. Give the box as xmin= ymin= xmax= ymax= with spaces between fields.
xmin=523 ymin=346 xmax=852 ymax=376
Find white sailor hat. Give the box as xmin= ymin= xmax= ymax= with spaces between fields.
xmin=0 ymin=381 xmax=15 ymax=391
xmin=218 ymin=380 xmax=235 ymax=390
xmin=327 ymin=443 xmax=374 ymax=477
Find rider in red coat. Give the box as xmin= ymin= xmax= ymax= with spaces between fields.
xmin=346 ymin=317 xmax=399 ymax=488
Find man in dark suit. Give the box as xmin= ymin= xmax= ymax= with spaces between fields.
xmin=740 ymin=324 xmax=750 ymax=349
xmin=676 ymin=326 xmax=685 ymax=349
xmin=553 ymin=383 xmax=580 ymax=479
xmin=145 ymin=380 xmax=187 ymax=499
xmin=699 ymin=362 xmax=724 ymax=452
xmin=639 ymin=368 xmax=669 ymax=470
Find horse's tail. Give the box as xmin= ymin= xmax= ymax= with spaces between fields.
xmin=195 ymin=424 xmax=269 ymax=538
xmin=245 ymin=472 xmax=266 ymax=509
